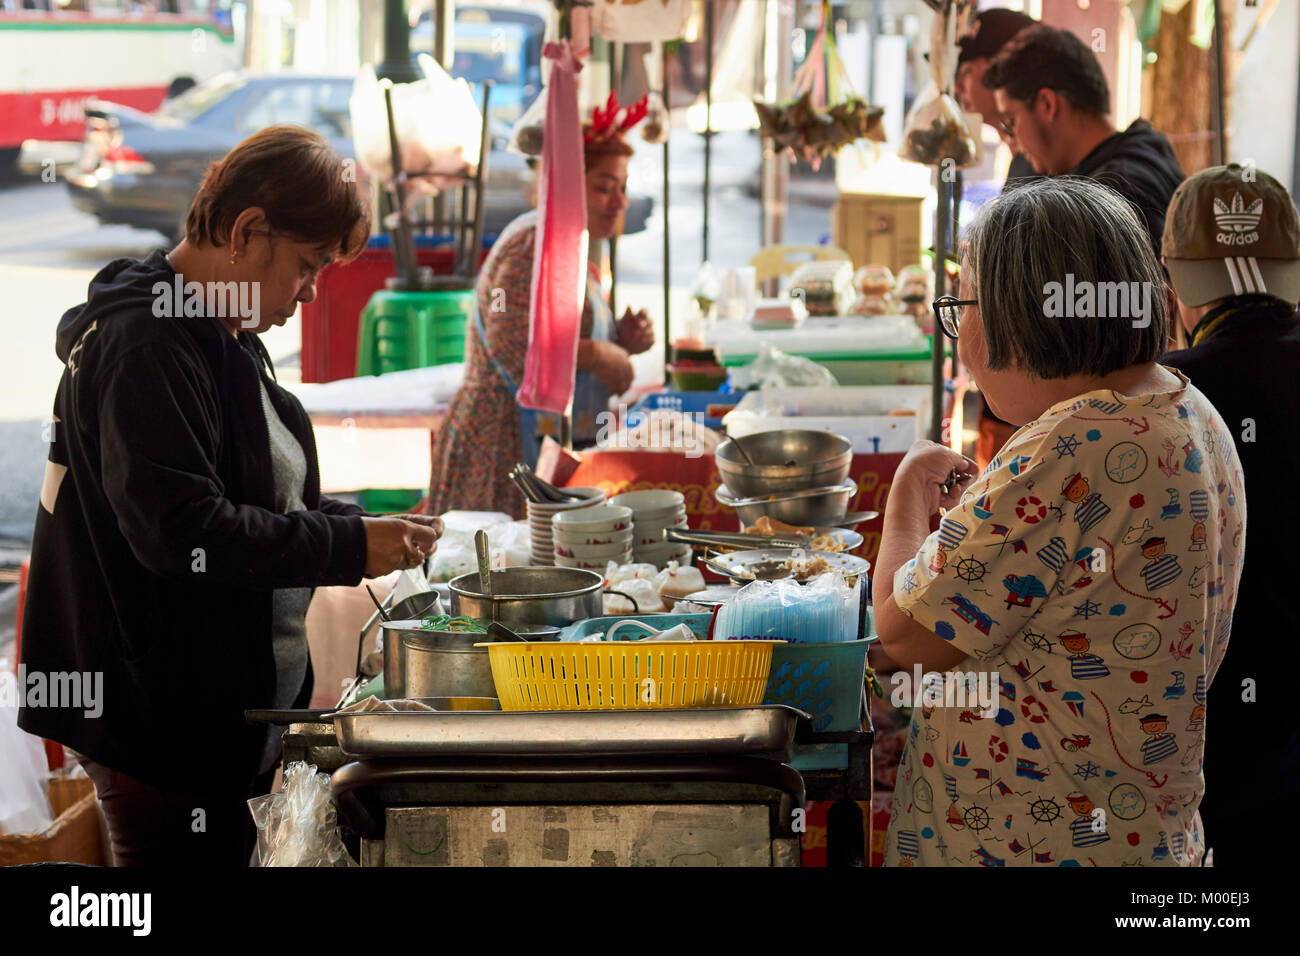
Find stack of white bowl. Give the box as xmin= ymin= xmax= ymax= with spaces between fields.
xmin=526 ymin=486 xmax=605 ymax=566
xmin=611 ymin=490 xmax=692 ymax=569
xmin=552 ymin=504 xmax=634 ymax=569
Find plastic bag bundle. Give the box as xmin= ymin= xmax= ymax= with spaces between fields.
xmin=349 ymin=55 xmax=483 ymax=190
xmin=713 ymin=571 xmax=860 ymax=644
xmin=899 ymin=2 xmax=980 ymax=169
xmin=0 ymin=689 xmax=52 ymax=836
xmin=247 ymin=762 xmax=355 ymax=867
xmin=728 ymin=343 xmax=839 ymax=390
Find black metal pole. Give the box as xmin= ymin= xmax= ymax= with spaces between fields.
xmin=376 ymin=0 xmax=421 ymax=84
xmin=931 ymin=175 xmax=950 ymax=443
xmin=702 ymin=0 xmax=714 ymax=263
xmin=1211 ymin=0 xmax=1226 ymax=166
xmin=662 ymin=42 xmax=671 ymax=370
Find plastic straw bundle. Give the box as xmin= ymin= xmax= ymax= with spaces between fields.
xmin=714 ymin=572 xmax=860 ymax=644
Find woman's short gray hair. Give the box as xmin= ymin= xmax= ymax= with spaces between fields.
xmin=965 ymin=176 xmax=1168 ymax=379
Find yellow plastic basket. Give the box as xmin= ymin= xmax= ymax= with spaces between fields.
xmin=482 ymin=641 xmax=780 ymax=711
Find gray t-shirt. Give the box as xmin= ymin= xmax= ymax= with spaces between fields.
xmin=257 ymin=377 xmax=313 ymax=773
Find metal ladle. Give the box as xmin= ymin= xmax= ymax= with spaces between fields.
xmin=475 ymin=529 xmax=494 ymax=622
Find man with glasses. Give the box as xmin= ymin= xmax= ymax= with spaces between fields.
xmin=982 ymin=25 xmax=1183 ymax=257
xmin=953 ymin=8 xmax=1037 ymax=193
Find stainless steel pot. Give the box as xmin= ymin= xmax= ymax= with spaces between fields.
xmin=381 ymin=621 xmax=560 ymax=699
xmin=449 ymin=566 xmax=603 ymax=626
xmin=716 ymin=429 xmax=852 ymax=498
xmin=716 ymin=479 xmax=858 ymax=528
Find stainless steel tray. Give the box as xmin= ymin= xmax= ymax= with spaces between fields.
xmin=333 ymin=705 xmax=809 ymax=760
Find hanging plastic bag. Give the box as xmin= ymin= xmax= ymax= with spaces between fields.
xmin=0 ymin=688 xmax=52 ymax=836
xmin=247 ymin=762 xmax=355 ymax=867
xmin=899 ymin=82 xmax=979 ymax=168
xmin=899 ymin=0 xmax=980 ymax=169
xmin=349 ymin=54 xmax=483 ymax=192
xmin=507 ymin=90 xmax=548 ymax=157
xmin=590 ymin=0 xmax=692 ymax=43
xmin=754 ymin=0 xmax=886 ymax=170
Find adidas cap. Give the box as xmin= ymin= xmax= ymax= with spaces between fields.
xmin=1162 ymin=163 xmax=1300 ymax=306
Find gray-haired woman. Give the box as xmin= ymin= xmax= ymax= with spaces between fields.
xmin=874 ymin=177 xmax=1246 ymax=866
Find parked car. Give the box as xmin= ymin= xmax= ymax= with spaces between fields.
xmin=66 ymin=70 xmax=651 ymax=245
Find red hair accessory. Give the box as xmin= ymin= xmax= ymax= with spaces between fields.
xmin=585 ymin=91 xmax=648 ymax=145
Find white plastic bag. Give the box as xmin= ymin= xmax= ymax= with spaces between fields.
xmin=507 ymin=89 xmax=548 ymax=157
xmin=899 ymin=82 xmax=979 ymax=169
xmin=349 ymin=54 xmax=483 ymax=190
xmin=247 ymin=762 xmax=355 ymax=867
xmin=0 ymin=687 xmax=52 ymax=836
xmin=729 ymin=343 xmax=839 ymax=390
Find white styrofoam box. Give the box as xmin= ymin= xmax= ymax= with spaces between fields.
xmin=721 ymin=385 xmax=931 ymax=454
xmin=704 ymin=314 xmax=927 ymax=363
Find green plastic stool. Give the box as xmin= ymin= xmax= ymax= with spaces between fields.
xmin=356 ymin=289 xmax=474 ymax=377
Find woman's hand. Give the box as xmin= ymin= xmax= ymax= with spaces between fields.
xmin=616 ymin=307 xmax=655 ymax=355
xmin=892 ymin=440 xmax=980 ymax=518
xmin=587 ymin=339 xmax=635 ymax=396
xmin=361 ymin=516 xmax=443 ymax=578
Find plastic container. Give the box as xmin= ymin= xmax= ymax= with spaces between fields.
xmin=722 ymin=385 xmax=931 ymax=454
xmin=356 ymin=288 xmax=475 ymax=377
xmin=558 ymin=613 xmax=714 ymax=642
xmin=764 ymin=638 xmax=872 ymax=770
xmin=629 ymin=390 xmax=743 ymax=431
xmin=484 ymin=640 xmax=776 ymax=710
xmin=666 ymin=362 xmax=728 ymax=392
xmin=706 ymin=315 xmax=937 ymax=385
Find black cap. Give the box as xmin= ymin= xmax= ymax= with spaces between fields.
xmin=956 ymin=9 xmax=1037 ymax=68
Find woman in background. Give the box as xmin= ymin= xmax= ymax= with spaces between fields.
xmin=428 ymin=100 xmax=654 ymax=517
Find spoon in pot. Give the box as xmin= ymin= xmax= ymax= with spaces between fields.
xmin=474 ymin=529 xmax=494 ymax=621
xmin=364 ymin=585 xmax=391 ymax=622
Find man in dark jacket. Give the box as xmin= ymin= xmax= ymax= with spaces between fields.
xmin=953 ymin=7 xmax=1037 ymax=192
xmin=982 ymin=24 xmax=1184 ymax=256
xmin=1161 ymin=163 xmax=1300 ymax=867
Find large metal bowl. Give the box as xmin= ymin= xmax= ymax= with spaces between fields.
xmin=449 ymin=566 xmax=604 ymax=627
xmin=381 ymin=620 xmax=560 ymax=700
xmin=716 ymin=429 xmax=852 ymax=497
xmin=716 ymin=479 xmax=858 ymax=528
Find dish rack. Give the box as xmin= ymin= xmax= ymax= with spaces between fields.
xmin=482 ymin=640 xmax=778 ymax=711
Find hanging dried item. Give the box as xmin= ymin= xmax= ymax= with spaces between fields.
xmin=753 ymin=1 xmax=886 ymax=169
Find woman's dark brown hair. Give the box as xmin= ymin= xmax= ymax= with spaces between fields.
xmin=185 ymin=125 xmax=370 ymax=260
xmin=582 ymin=128 xmax=635 ymax=171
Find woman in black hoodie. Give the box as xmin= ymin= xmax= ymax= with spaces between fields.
xmin=18 ymin=126 xmax=443 ymax=867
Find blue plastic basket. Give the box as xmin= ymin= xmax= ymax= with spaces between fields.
xmin=629 ymin=390 xmax=745 ymax=431
xmin=764 ymin=638 xmax=872 ymax=771
xmin=572 ymin=613 xmax=872 ymax=770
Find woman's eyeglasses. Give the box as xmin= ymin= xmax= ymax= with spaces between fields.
xmin=932 ymin=295 xmax=977 ymax=340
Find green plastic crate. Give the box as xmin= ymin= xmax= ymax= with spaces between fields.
xmin=356 ymin=288 xmax=474 ymax=377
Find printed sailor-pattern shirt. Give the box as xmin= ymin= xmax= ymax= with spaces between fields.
xmin=884 ymin=369 xmax=1245 ymax=867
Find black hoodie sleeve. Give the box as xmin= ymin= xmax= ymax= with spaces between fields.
xmin=318 ymin=495 xmax=367 ymax=517
xmin=97 ymin=339 xmax=368 ymax=589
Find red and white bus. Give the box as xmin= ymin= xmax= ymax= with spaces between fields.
xmin=0 ymin=0 xmax=241 ymax=166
